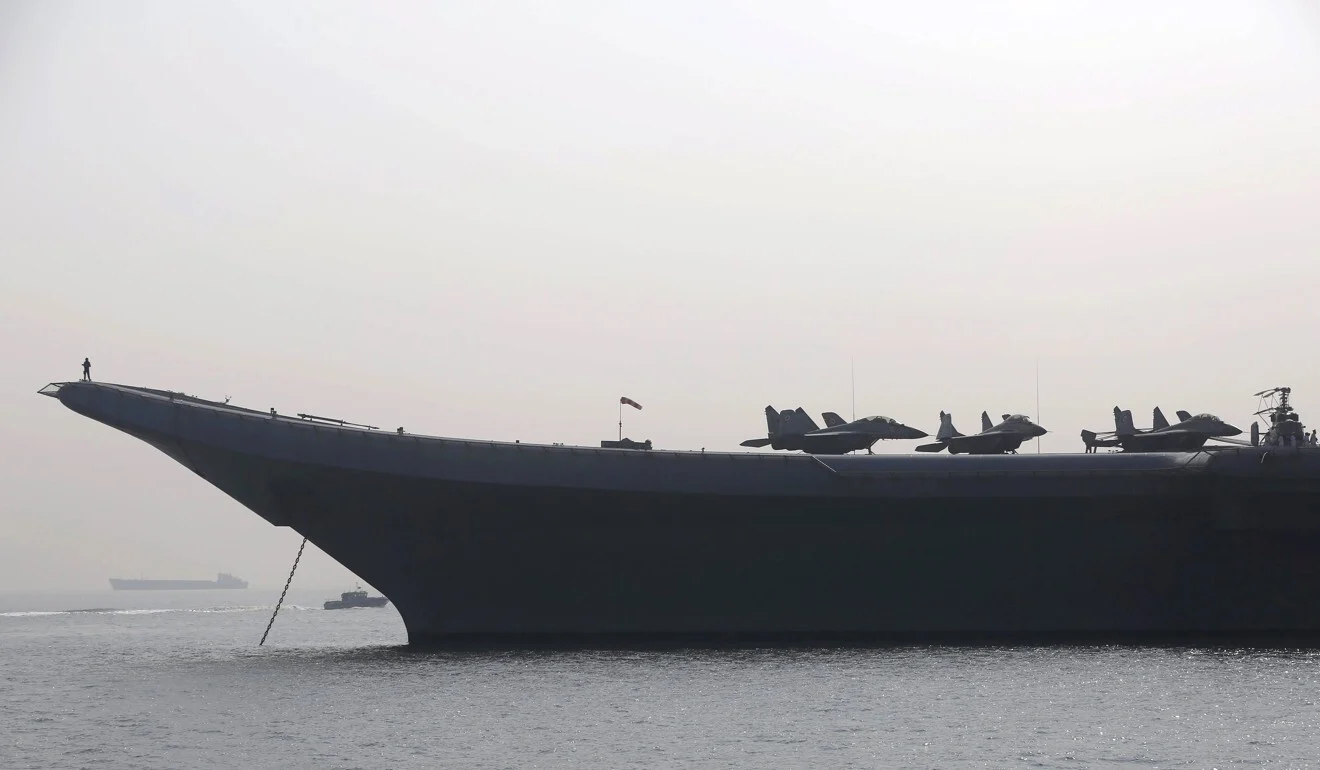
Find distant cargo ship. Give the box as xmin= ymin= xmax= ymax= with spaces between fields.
xmin=108 ymin=572 xmax=248 ymax=590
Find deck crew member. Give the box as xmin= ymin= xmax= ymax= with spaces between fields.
xmin=81 ymin=357 xmax=91 ymax=381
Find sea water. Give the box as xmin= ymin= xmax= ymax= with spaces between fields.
xmin=3 ymin=589 xmax=1318 ymax=769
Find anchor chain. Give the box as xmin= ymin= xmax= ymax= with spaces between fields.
xmin=259 ymin=536 xmax=308 ymax=646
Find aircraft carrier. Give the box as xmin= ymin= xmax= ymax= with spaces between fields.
xmin=41 ymin=381 xmax=1320 ymax=646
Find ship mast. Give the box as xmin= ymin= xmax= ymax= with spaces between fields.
xmin=1035 ymin=358 xmax=1041 ymax=454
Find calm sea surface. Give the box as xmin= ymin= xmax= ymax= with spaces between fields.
xmin=3 ymin=589 xmax=1319 ymax=769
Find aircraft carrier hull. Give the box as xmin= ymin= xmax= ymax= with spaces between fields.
xmin=43 ymin=382 xmax=1320 ymax=646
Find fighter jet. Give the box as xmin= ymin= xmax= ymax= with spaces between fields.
xmin=1081 ymin=406 xmax=1242 ymax=453
xmin=740 ymin=405 xmax=928 ymax=455
xmin=915 ymin=411 xmax=1047 ymax=454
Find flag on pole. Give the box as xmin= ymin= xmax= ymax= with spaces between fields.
xmin=620 ymin=396 xmax=642 ymax=410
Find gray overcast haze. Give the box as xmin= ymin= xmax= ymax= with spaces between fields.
xmin=2 ymin=0 xmax=1319 ymax=590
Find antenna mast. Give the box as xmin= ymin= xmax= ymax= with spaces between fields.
xmin=1035 ymin=358 xmax=1041 ymax=454
xmin=851 ymin=357 xmax=856 ymax=422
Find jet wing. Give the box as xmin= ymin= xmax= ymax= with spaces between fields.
xmin=957 ymin=428 xmax=1009 ymax=440
xmin=916 ymin=433 xmax=999 ymax=453
xmin=810 ymin=419 xmax=928 ymax=440
xmin=807 ymin=427 xmax=862 ymax=437
xmin=938 ymin=432 xmax=1024 ymax=454
xmin=943 ymin=433 xmax=993 ymax=450
xmin=808 ymin=422 xmax=890 ymax=435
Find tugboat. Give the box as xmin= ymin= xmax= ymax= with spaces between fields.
xmin=323 ymin=585 xmax=389 ymax=610
xmin=1251 ymin=387 xmax=1318 ymax=448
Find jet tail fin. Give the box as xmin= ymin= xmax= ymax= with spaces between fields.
xmin=821 ymin=412 xmax=847 ymax=428
xmin=1153 ymin=407 xmax=1170 ymax=430
xmin=981 ymin=411 xmax=993 ymax=432
xmin=935 ymin=411 xmax=963 ymax=440
xmin=764 ymin=405 xmax=780 ymax=438
xmin=1176 ymin=410 xmax=1192 ymax=423
xmin=777 ymin=407 xmax=820 ymax=436
xmin=1114 ymin=407 xmax=1137 ymax=437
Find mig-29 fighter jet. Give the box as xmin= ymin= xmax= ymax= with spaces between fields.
xmin=1080 ymin=407 xmax=1242 ymax=453
xmin=740 ymin=405 xmax=928 ymax=455
xmin=915 ymin=411 xmax=1047 ymax=454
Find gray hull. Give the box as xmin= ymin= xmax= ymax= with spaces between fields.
xmin=44 ymin=382 xmax=1320 ymax=645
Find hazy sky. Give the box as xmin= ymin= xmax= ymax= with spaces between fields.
xmin=3 ymin=0 xmax=1319 ymax=591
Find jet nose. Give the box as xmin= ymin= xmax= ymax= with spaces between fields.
xmin=905 ymin=425 xmax=930 ymax=439
xmin=1221 ymin=423 xmax=1243 ymax=437
xmin=1033 ymin=424 xmax=1048 ymax=437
